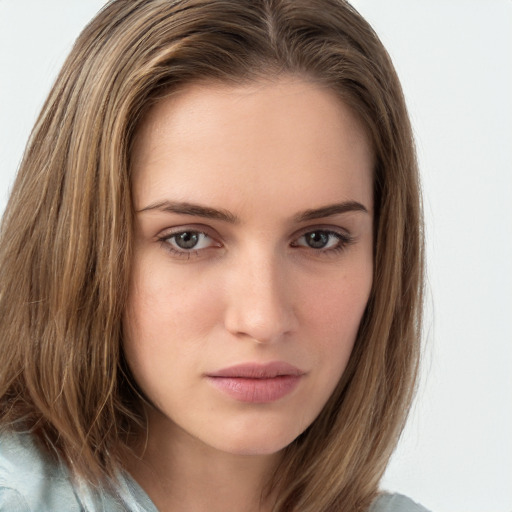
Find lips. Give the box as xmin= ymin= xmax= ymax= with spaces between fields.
xmin=206 ymin=362 xmax=305 ymax=403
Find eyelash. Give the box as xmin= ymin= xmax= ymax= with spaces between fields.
xmin=157 ymin=228 xmax=354 ymax=259
xmin=157 ymin=230 xmax=216 ymax=259
xmin=291 ymin=230 xmax=354 ymax=255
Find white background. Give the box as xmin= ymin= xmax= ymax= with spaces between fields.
xmin=0 ymin=2 xmax=511 ymax=511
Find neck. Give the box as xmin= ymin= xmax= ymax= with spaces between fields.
xmin=127 ymin=408 xmax=281 ymax=512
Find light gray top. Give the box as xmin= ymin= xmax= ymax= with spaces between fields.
xmin=0 ymin=432 xmax=430 ymax=511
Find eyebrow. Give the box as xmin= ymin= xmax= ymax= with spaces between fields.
xmin=137 ymin=201 xmax=239 ymax=223
xmin=137 ymin=200 xmax=368 ymax=223
xmin=294 ymin=201 xmax=368 ymax=222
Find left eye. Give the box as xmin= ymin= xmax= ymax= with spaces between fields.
xmin=293 ymin=230 xmax=344 ymax=250
xmin=165 ymin=231 xmax=214 ymax=251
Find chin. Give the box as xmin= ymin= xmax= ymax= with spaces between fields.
xmin=211 ymin=438 xmax=291 ymax=458
xmin=201 ymin=417 xmax=307 ymax=457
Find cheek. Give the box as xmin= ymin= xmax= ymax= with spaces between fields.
xmin=302 ymin=268 xmax=372 ymax=334
xmin=122 ymin=260 xmax=227 ymax=390
xmin=299 ymin=266 xmax=372 ymax=374
xmin=126 ymin=259 xmax=221 ymax=335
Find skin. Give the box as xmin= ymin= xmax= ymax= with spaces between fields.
xmin=124 ymin=76 xmax=374 ymax=512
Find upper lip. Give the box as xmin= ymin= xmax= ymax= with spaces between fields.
xmin=206 ymin=362 xmax=305 ymax=379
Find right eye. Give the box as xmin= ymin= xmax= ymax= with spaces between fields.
xmin=159 ymin=230 xmax=221 ymax=257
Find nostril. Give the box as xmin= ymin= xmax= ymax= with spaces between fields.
xmin=222 ymin=254 xmax=297 ymax=343
xmin=223 ymin=289 xmax=296 ymax=344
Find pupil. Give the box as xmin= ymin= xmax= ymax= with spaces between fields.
xmin=175 ymin=232 xmax=199 ymax=249
xmin=307 ymin=232 xmax=328 ymax=249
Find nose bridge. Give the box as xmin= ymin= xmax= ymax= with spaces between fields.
xmin=224 ymin=244 xmax=295 ymax=343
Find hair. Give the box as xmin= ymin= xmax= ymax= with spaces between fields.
xmin=0 ymin=1 xmax=423 ymax=511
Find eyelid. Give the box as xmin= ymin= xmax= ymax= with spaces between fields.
xmin=156 ymin=225 xmax=223 ymax=257
xmin=156 ymin=224 xmax=221 ymax=241
xmin=155 ymin=224 xmax=355 ymax=260
xmin=290 ymin=225 xmax=355 ymax=253
xmin=292 ymin=224 xmax=352 ymax=240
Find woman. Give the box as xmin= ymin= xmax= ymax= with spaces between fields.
xmin=0 ymin=0 xmax=425 ymax=511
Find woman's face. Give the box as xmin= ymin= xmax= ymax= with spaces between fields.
xmin=124 ymin=77 xmax=374 ymax=457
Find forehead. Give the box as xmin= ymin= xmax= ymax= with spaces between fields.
xmin=130 ymin=76 xmax=374 ymax=217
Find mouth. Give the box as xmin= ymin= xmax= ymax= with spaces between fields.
xmin=205 ymin=362 xmax=305 ymax=403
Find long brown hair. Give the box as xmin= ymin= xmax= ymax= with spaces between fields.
xmin=0 ymin=1 xmax=423 ymax=510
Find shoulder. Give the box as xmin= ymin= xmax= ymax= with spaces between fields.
xmin=0 ymin=430 xmax=153 ymax=512
xmin=370 ymin=493 xmax=431 ymax=512
xmin=0 ymin=430 xmax=80 ymax=511
xmin=0 ymin=487 xmax=30 ymax=512
xmin=0 ymin=430 xmax=66 ymax=482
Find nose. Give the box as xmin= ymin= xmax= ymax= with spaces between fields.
xmin=223 ymin=251 xmax=297 ymax=344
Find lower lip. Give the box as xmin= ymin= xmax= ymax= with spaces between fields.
xmin=206 ymin=375 xmax=302 ymax=403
